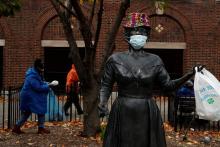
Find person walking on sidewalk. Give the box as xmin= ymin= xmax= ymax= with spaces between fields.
xmin=12 ymin=59 xmax=58 ymax=134
xmin=64 ymin=64 xmax=83 ymax=116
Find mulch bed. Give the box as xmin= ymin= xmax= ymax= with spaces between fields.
xmin=0 ymin=121 xmax=102 ymax=147
xmin=165 ymin=123 xmax=220 ymax=147
xmin=0 ymin=121 xmax=220 ymax=147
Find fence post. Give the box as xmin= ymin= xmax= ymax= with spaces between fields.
xmin=7 ymin=86 xmax=12 ymax=129
xmin=2 ymin=88 xmax=5 ymax=129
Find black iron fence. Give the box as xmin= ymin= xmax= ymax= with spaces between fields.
xmin=174 ymin=96 xmax=220 ymax=132
xmin=0 ymin=87 xmax=21 ymax=129
xmin=0 ymin=86 xmax=84 ymax=129
xmin=1 ymin=86 xmax=220 ymax=132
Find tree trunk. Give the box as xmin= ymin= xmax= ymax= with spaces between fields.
xmin=50 ymin=0 xmax=131 ymax=137
xmin=51 ymin=0 xmax=100 ymax=137
xmin=82 ymin=77 xmax=100 ymax=136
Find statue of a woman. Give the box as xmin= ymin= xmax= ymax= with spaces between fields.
xmin=98 ymin=12 xmax=202 ymax=147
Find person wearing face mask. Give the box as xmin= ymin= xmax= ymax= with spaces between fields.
xmin=98 ymin=12 xmax=204 ymax=147
xmin=12 ymin=59 xmax=58 ymax=134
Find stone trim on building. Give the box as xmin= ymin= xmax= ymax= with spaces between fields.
xmin=145 ymin=42 xmax=186 ymax=49
xmin=0 ymin=40 xmax=5 ymax=46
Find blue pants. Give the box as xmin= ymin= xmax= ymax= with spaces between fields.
xmin=16 ymin=111 xmax=45 ymax=128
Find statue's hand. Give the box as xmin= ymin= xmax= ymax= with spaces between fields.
xmin=193 ymin=65 xmax=205 ymax=74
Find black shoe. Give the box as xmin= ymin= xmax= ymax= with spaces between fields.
xmin=77 ymin=110 xmax=84 ymax=115
xmin=63 ymin=106 xmax=69 ymax=116
xmin=12 ymin=125 xmax=25 ymax=134
xmin=65 ymin=111 xmax=70 ymax=116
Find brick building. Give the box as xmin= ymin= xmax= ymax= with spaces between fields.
xmin=0 ymin=0 xmax=220 ymax=88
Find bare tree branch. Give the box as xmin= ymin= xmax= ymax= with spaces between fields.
xmin=93 ymin=0 xmax=104 ymax=50
xmin=70 ymin=0 xmax=95 ymax=74
xmin=55 ymin=0 xmax=77 ymax=17
xmin=98 ymin=0 xmax=130 ymax=77
xmin=50 ymin=0 xmax=87 ymax=82
xmin=88 ymin=0 xmax=96 ymax=25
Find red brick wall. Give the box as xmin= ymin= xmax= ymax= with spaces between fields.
xmin=0 ymin=0 xmax=220 ymax=87
xmin=0 ymin=26 xmax=4 ymax=39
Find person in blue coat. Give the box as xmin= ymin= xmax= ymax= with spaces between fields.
xmin=176 ymin=80 xmax=194 ymax=97
xmin=12 ymin=59 xmax=54 ymax=134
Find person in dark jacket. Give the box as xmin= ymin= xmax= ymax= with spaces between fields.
xmin=98 ymin=12 xmax=203 ymax=147
xmin=12 ymin=59 xmax=57 ymax=134
xmin=176 ymin=80 xmax=194 ymax=97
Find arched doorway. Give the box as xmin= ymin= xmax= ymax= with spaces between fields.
xmin=41 ymin=16 xmax=85 ymax=93
xmin=44 ymin=46 xmax=85 ymax=93
xmin=147 ymin=15 xmax=186 ymax=78
xmin=146 ymin=14 xmax=187 ymax=124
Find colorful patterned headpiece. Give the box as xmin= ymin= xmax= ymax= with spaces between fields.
xmin=123 ymin=12 xmax=150 ymax=28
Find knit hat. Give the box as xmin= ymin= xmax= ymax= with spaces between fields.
xmin=123 ymin=12 xmax=150 ymax=28
xmin=34 ymin=58 xmax=44 ymax=69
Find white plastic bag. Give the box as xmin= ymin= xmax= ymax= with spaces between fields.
xmin=194 ymin=68 xmax=220 ymax=121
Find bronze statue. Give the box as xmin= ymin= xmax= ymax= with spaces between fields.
xmin=98 ymin=12 xmax=203 ymax=147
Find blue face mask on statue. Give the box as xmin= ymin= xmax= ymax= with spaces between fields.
xmin=129 ymin=35 xmax=148 ymax=50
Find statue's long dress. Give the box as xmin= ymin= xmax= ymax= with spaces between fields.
xmin=99 ymin=51 xmax=190 ymax=147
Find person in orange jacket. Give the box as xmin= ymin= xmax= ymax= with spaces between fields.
xmin=63 ymin=64 xmax=83 ymax=116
